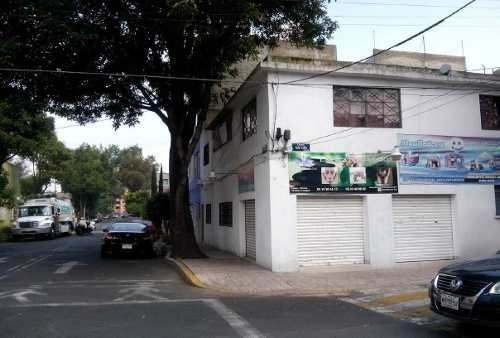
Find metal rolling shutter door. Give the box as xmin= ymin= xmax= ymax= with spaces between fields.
xmin=245 ymin=200 xmax=256 ymax=260
xmin=297 ymin=196 xmax=364 ymax=266
xmin=393 ymin=196 xmax=454 ymax=262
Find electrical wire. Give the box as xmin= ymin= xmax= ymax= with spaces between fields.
xmin=336 ymin=1 xmax=500 ymax=10
xmin=310 ymin=88 xmax=496 ymax=145
xmin=284 ymin=0 xmax=477 ymax=85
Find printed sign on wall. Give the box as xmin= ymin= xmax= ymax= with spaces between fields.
xmin=288 ymin=152 xmax=398 ymax=193
xmin=398 ymin=134 xmax=500 ymax=184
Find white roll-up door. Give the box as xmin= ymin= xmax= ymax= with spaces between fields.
xmin=244 ymin=200 xmax=256 ymax=260
xmin=393 ymin=195 xmax=454 ymax=263
xmin=297 ymin=196 xmax=365 ymax=266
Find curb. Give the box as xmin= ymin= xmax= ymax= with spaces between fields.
xmin=166 ymin=257 xmax=206 ymax=288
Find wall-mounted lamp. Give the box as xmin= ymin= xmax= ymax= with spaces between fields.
xmin=377 ymin=146 xmax=402 ymax=162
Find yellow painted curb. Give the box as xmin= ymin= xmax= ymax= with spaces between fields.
xmin=368 ymin=290 xmax=428 ymax=307
xmin=166 ymin=257 xmax=206 ymax=288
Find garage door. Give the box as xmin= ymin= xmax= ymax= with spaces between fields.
xmin=244 ymin=200 xmax=256 ymax=260
xmin=297 ymin=196 xmax=365 ymax=266
xmin=393 ymin=196 xmax=454 ymax=262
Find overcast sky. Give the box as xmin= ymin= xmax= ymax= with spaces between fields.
xmin=54 ymin=0 xmax=500 ymax=170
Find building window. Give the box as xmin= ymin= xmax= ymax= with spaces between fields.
xmin=213 ymin=115 xmax=232 ymax=150
xmin=242 ymin=98 xmax=257 ymax=141
xmin=203 ymin=144 xmax=210 ymax=166
xmin=479 ymin=95 xmax=500 ymax=130
xmin=495 ymin=186 xmax=500 ymax=217
xmin=193 ymin=153 xmax=200 ymax=179
xmin=219 ymin=202 xmax=232 ymax=227
xmin=206 ymin=204 xmax=212 ymax=224
xmin=333 ymin=86 xmax=401 ymax=128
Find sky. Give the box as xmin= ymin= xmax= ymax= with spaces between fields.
xmin=54 ymin=0 xmax=500 ymax=170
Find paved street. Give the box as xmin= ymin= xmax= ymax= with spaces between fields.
xmin=0 ymin=233 xmax=496 ymax=338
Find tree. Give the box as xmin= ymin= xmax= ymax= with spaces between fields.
xmin=117 ymin=146 xmax=156 ymax=192
xmin=0 ymin=87 xmax=55 ymax=166
xmin=151 ymin=165 xmax=158 ymax=195
xmin=20 ymin=137 xmax=71 ymax=198
xmin=125 ymin=190 xmax=149 ymax=218
xmin=58 ymin=145 xmax=113 ymax=218
xmin=0 ymin=169 xmax=15 ymax=208
xmin=1 ymin=1 xmax=336 ymax=257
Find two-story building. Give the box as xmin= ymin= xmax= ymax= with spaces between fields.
xmin=189 ymin=44 xmax=500 ymax=272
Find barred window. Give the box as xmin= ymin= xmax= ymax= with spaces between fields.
xmin=242 ymin=98 xmax=257 ymax=141
xmin=333 ymin=86 xmax=401 ymax=128
xmin=213 ymin=115 xmax=232 ymax=150
xmin=219 ymin=202 xmax=233 ymax=227
xmin=203 ymin=143 xmax=209 ymax=166
xmin=479 ymin=95 xmax=500 ymax=130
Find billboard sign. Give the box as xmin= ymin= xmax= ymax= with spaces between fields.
xmin=288 ymin=152 xmax=398 ymax=193
xmin=398 ymin=134 xmax=500 ymax=184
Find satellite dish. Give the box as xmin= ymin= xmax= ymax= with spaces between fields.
xmin=439 ymin=64 xmax=452 ymax=75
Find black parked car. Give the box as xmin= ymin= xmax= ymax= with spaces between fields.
xmin=101 ymin=222 xmax=155 ymax=258
xmin=429 ymin=254 xmax=500 ymax=326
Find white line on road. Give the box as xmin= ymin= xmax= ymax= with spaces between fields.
xmin=0 ymin=257 xmax=7 ymax=264
xmin=6 ymin=298 xmax=204 ymax=308
xmin=203 ymin=299 xmax=264 ymax=338
xmin=54 ymin=261 xmax=82 ymax=274
xmin=0 ymin=255 xmax=51 ymax=280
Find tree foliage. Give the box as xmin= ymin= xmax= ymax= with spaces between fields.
xmin=0 ymin=169 xmax=15 ymax=208
xmin=125 ymin=190 xmax=149 ymax=218
xmin=1 ymin=0 xmax=336 ymax=257
xmin=0 ymin=88 xmax=55 ymax=166
xmin=117 ymin=146 xmax=155 ymax=192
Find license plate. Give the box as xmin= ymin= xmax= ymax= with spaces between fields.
xmin=440 ymin=293 xmax=459 ymax=311
xmin=122 ymin=244 xmax=133 ymax=250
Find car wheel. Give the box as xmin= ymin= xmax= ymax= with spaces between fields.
xmin=48 ymin=227 xmax=56 ymax=240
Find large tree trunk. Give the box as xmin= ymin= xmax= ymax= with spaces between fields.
xmin=169 ymin=136 xmax=205 ymax=258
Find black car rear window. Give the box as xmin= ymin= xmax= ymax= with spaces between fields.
xmin=111 ymin=223 xmax=146 ymax=232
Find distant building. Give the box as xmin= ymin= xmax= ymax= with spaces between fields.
xmin=113 ymin=197 xmax=126 ymax=216
xmin=156 ymin=171 xmax=170 ymax=193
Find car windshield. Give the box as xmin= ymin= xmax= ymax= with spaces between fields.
xmin=110 ymin=223 xmax=146 ymax=232
xmin=18 ymin=206 xmax=51 ymax=217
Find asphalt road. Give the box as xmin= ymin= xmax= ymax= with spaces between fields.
xmin=0 ymin=233 xmax=496 ymax=338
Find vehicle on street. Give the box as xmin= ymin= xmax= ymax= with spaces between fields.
xmin=12 ymin=197 xmax=75 ymax=240
xmin=101 ymin=222 xmax=155 ymax=258
xmin=75 ymin=218 xmax=93 ymax=235
xmin=429 ymin=253 xmax=500 ymax=326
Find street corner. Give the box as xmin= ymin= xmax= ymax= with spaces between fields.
xmin=340 ymin=288 xmax=450 ymax=327
xmin=165 ymin=257 xmax=206 ymax=289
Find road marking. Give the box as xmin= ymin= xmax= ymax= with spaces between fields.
xmin=54 ymin=261 xmax=85 ymax=274
xmin=114 ymin=282 xmax=168 ymax=301
xmin=203 ymin=299 xmax=264 ymax=338
xmin=6 ymin=298 xmax=204 ymax=308
xmin=0 ymin=257 xmax=7 ymax=264
xmin=0 ymin=255 xmax=51 ymax=280
xmin=0 ymin=287 xmax=47 ymax=303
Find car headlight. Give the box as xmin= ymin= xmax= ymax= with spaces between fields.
xmin=489 ymin=282 xmax=500 ymax=294
xmin=432 ymin=274 xmax=439 ymax=289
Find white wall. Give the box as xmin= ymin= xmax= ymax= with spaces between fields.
xmin=199 ymin=66 xmax=500 ymax=271
xmin=267 ymin=71 xmax=500 ymax=270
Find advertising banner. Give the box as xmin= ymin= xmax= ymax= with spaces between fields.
xmin=288 ymin=152 xmax=398 ymax=193
xmin=398 ymin=134 xmax=500 ymax=184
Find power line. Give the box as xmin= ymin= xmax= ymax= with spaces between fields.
xmin=336 ymin=1 xmax=500 ymax=9
xmin=310 ymin=88 xmax=493 ymax=145
xmin=284 ymin=0 xmax=478 ymax=85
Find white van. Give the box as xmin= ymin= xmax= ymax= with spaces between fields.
xmin=12 ymin=198 xmax=75 ymax=239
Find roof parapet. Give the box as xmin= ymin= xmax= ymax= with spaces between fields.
xmin=372 ymin=49 xmax=466 ymax=72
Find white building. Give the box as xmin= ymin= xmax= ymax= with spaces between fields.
xmin=189 ymin=45 xmax=500 ymax=272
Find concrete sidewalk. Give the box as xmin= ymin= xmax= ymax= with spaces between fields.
xmin=179 ymin=246 xmax=452 ymax=296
